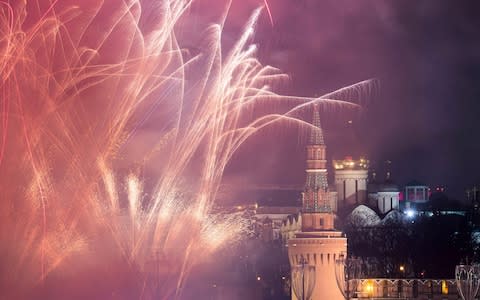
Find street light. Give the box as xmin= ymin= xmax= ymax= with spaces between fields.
xmin=364 ymin=280 xmax=374 ymax=296
xmin=335 ymin=256 xmax=362 ymax=300
xmin=456 ymin=264 xmax=480 ymax=300
xmin=405 ymin=209 xmax=415 ymax=218
xmin=291 ymin=257 xmax=315 ymax=300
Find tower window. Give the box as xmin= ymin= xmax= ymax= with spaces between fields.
xmin=320 ymin=218 xmax=324 ymax=226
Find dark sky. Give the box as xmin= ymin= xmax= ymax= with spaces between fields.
xmin=206 ymin=0 xmax=480 ymax=200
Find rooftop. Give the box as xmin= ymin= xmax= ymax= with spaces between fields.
xmin=333 ymin=156 xmax=369 ymax=170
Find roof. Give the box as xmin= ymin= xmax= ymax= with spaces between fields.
xmin=346 ymin=205 xmax=381 ymax=227
xmin=369 ymin=181 xmax=400 ymax=193
xmin=378 ymin=182 xmax=400 ymax=192
xmin=255 ymin=206 xmax=301 ymax=215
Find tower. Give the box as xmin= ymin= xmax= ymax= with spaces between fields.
xmin=302 ymin=104 xmax=336 ymax=229
xmin=288 ymin=104 xmax=347 ymax=300
xmin=333 ymin=157 xmax=369 ymax=209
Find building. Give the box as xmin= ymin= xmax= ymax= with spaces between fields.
xmin=333 ymin=156 xmax=369 ymax=209
xmin=404 ymin=180 xmax=429 ymax=209
xmin=466 ymin=185 xmax=480 ymax=224
xmin=254 ymin=206 xmax=301 ymax=241
xmin=368 ymin=172 xmax=401 ymax=214
xmin=353 ymin=278 xmax=460 ymax=299
xmin=281 ymin=214 xmax=302 ymax=242
xmin=287 ymin=105 xmax=346 ymax=300
xmin=466 ymin=185 xmax=480 ymax=211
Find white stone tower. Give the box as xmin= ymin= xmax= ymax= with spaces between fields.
xmin=288 ymin=105 xmax=347 ymax=300
xmin=333 ymin=157 xmax=369 ymax=209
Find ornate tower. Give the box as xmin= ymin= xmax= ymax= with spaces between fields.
xmin=288 ymin=104 xmax=346 ymax=300
xmin=302 ymin=104 xmax=336 ymax=230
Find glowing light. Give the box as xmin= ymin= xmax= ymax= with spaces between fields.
xmin=441 ymin=280 xmax=449 ymax=294
xmin=405 ymin=209 xmax=416 ymax=218
xmin=333 ymin=157 xmax=369 ymax=170
xmin=364 ymin=280 xmax=374 ymax=295
xmin=399 ymin=265 xmax=405 ymax=272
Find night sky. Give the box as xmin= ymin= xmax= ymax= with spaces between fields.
xmin=209 ymin=0 xmax=480 ymax=200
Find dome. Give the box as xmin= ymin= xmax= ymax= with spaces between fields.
xmin=381 ymin=209 xmax=405 ymax=226
xmin=346 ymin=205 xmax=381 ymax=227
xmin=378 ymin=181 xmax=400 ymax=192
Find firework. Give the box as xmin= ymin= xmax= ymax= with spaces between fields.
xmin=0 ymin=0 xmax=376 ymax=299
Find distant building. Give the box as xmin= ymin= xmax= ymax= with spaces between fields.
xmin=254 ymin=206 xmax=301 ymax=241
xmin=280 ymin=214 xmax=302 ymax=241
xmin=405 ymin=180 xmax=429 ymax=204
xmin=401 ymin=180 xmax=430 ymax=213
xmin=466 ymin=185 xmax=480 ymax=209
xmin=353 ymin=278 xmax=459 ymax=299
xmin=333 ymin=156 xmax=369 ymax=208
xmin=368 ymin=172 xmax=400 ymax=214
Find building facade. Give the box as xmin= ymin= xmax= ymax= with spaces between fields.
xmin=333 ymin=157 xmax=369 ymax=208
xmin=254 ymin=206 xmax=301 ymax=241
xmin=352 ymin=278 xmax=460 ymax=299
xmin=404 ymin=181 xmax=429 ymax=211
xmin=368 ymin=172 xmax=401 ymax=214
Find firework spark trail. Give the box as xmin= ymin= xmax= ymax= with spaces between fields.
xmin=263 ymin=0 xmax=274 ymax=26
xmin=0 ymin=0 xmax=377 ymax=298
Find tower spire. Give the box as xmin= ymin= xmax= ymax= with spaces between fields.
xmin=310 ymin=103 xmax=325 ymax=145
xmin=302 ymin=104 xmax=332 ymax=215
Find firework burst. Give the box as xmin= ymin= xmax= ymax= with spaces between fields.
xmin=0 ymin=0 xmax=376 ymax=298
